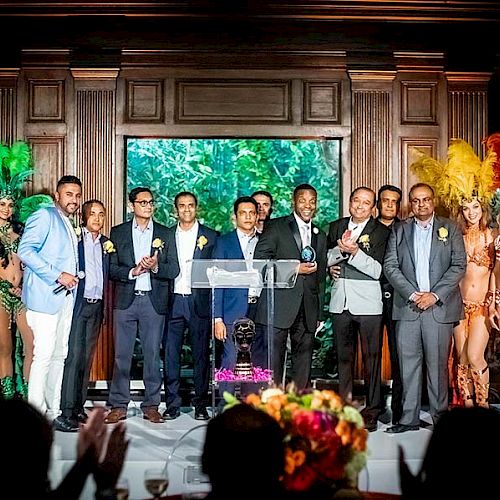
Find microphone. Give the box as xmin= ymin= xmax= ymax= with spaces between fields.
xmin=53 ymin=270 xmax=85 ymax=295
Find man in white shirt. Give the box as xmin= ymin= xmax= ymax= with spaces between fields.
xmin=327 ymin=187 xmax=390 ymax=432
xmin=163 ymin=192 xmax=218 ymax=421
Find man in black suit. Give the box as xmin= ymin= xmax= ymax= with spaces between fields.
xmin=328 ymin=187 xmax=390 ymax=432
xmin=251 ymin=190 xmax=274 ymax=234
xmin=105 ymin=187 xmax=179 ymax=424
xmin=53 ymin=200 xmax=109 ymax=432
xmin=163 ymin=192 xmax=218 ymax=421
xmin=254 ymin=184 xmax=327 ymax=390
xmin=376 ymin=184 xmax=403 ymax=425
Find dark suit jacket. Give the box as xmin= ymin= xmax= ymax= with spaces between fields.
xmin=254 ymin=214 xmax=327 ymax=331
xmin=73 ymin=233 xmax=110 ymax=315
xmin=212 ymin=230 xmax=249 ymax=326
xmin=169 ymin=222 xmax=218 ymax=319
xmin=109 ymin=220 xmax=180 ymax=315
xmin=383 ymin=215 xmax=466 ymax=323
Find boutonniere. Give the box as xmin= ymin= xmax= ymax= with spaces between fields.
xmin=313 ymin=227 xmax=319 ymax=235
xmin=152 ymin=237 xmax=165 ymax=253
xmin=74 ymin=226 xmax=82 ymax=240
xmin=358 ymin=234 xmax=370 ymax=251
xmin=197 ymin=235 xmax=208 ymax=250
xmin=437 ymin=226 xmax=448 ymax=243
xmin=103 ymin=240 xmax=116 ymax=254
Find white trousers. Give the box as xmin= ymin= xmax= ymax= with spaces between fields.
xmin=27 ymin=293 xmax=74 ymax=419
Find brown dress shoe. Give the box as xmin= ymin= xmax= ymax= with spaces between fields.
xmin=104 ymin=408 xmax=127 ymax=424
xmin=142 ymin=407 xmax=164 ymax=423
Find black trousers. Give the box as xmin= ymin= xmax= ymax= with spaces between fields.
xmin=332 ymin=310 xmax=383 ymax=421
xmin=162 ymin=294 xmax=210 ymax=410
xmin=271 ymin=303 xmax=314 ymax=390
xmin=60 ymin=300 xmax=103 ymax=418
xmin=382 ymin=293 xmax=403 ymax=423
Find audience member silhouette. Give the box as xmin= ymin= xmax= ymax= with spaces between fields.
xmin=400 ymin=407 xmax=500 ymax=499
xmin=202 ymin=403 xmax=287 ymax=500
xmin=0 ymin=399 xmax=128 ymax=499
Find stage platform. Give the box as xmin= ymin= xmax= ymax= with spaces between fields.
xmin=49 ymin=399 xmax=444 ymax=500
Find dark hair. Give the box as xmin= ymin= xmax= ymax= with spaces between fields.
xmin=81 ymin=199 xmax=105 ymax=227
xmin=202 ymin=404 xmax=285 ymax=492
xmin=233 ymin=196 xmax=258 ymax=215
xmin=377 ymin=184 xmax=402 ymax=210
xmin=174 ymin=191 xmax=198 ymax=208
xmin=0 ymin=399 xmax=53 ymax=496
xmin=402 ymin=407 xmax=500 ymax=499
xmin=409 ymin=182 xmax=435 ymax=199
xmin=56 ymin=175 xmax=82 ymax=191
xmin=293 ymin=183 xmax=317 ymax=199
xmin=128 ymin=187 xmax=153 ymax=204
xmin=350 ymin=186 xmax=376 ymax=207
xmin=251 ymin=190 xmax=274 ymax=206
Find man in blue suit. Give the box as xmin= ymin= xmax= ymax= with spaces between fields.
xmin=163 ymin=192 xmax=218 ymax=421
xmin=54 ymin=200 xmax=110 ymax=432
xmin=213 ymin=196 xmax=262 ymax=400
xmin=18 ymin=175 xmax=82 ymax=420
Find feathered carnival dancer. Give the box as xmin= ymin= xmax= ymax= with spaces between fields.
xmin=0 ymin=141 xmax=52 ymax=400
xmin=411 ymin=138 xmax=497 ymax=409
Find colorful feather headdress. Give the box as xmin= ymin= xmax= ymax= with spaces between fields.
xmin=0 ymin=141 xmax=34 ymax=201
xmin=410 ymin=139 xmax=496 ymax=216
xmin=0 ymin=141 xmax=53 ymax=221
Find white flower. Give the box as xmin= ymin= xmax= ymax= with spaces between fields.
xmin=261 ymin=388 xmax=284 ymax=403
xmin=313 ymin=227 xmax=319 ymax=234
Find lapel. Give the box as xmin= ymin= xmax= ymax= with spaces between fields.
xmin=430 ymin=215 xmax=442 ymax=266
xmin=77 ymin=239 xmax=85 ymax=274
xmin=100 ymin=234 xmax=110 ymax=282
xmin=126 ymin=220 xmax=137 ymax=264
xmin=288 ymin=214 xmax=302 ymax=252
xmin=193 ymin=223 xmax=205 ymax=259
xmin=402 ymin=218 xmax=416 ymax=268
xmin=231 ymin=229 xmax=244 ymax=259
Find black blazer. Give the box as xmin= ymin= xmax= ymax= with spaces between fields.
xmin=109 ymin=220 xmax=180 ymax=315
xmin=168 ymin=222 xmax=218 ymax=319
xmin=73 ymin=233 xmax=110 ymax=315
xmin=254 ymin=214 xmax=327 ymax=331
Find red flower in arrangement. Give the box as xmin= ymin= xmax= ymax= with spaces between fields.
xmin=224 ymin=387 xmax=368 ymax=494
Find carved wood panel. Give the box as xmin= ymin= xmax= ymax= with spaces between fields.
xmin=175 ymin=80 xmax=291 ymax=123
xmin=303 ymin=81 xmax=340 ymax=123
xmin=401 ymin=81 xmax=437 ymax=125
xmin=0 ymin=73 xmax=17 ymax=145
xmin=27 ymin=79 xmax=65 ymax=122
xmin=125 ymin=79 xmax=164 ymax=123
xmin=26 ymin=136 xmax=65 ymax=194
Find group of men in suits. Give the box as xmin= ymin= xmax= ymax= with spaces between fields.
xmin=17 ymin=174 xmax=464 ymax=434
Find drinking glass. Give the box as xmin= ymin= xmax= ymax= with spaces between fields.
xmin=144 ymin=467 xmax=169 ymax=499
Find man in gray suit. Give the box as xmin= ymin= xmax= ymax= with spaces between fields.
xmin=384 ymin=183 xmax=466 ymax=433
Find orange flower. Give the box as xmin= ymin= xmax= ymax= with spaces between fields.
xmin=335 ymin=420 xmax=353 ymax=446
xmin=352 ymin=428 xmax=368 ymax=452
xmin=245 ymin=393 xmax=261 ymax=407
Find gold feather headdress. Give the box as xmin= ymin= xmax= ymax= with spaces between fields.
xmin=410 ymin=139 xmax=496 ymax=216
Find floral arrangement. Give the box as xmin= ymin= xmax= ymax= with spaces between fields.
xmin=197 ymin=235 xmax=208 ymax=250
xmin=358 ymin=234 xmax=370 ymax=251
xmin=103 ymin=240 xmax=116 ymax=254
xmin=224 ymin=387 xmax=368 ymax=494
xmin=437 ymin=226 xmax=448 ymax=242
xmin=152 ymin=237 xmax=164 ymax=252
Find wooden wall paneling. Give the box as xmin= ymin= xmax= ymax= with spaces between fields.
xmin=303 ymin=80 xmax=341 ymax=124
xmin=72 ymin=68 xmax=118 ymax=381
xmin=25 ymin=136 xmax=65 ymax=194
xmin=125 ymin=79 xmax=164 ymax=123
xmin=349 ymin=71 xmax=395 ymax=203
xmin=0 ymin=70 xmax=18 ymax=145
xmin=446 ymin=72 xmax=491 ymax=155
xmin=401 ymin=81 xmax=437 ymax=125
xmin=175 ymin=79 xmax=291 ymax=123
xmin=27 ymin=79 xmax=65 ymax=122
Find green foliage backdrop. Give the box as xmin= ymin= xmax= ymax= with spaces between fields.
xmin=127 ymin=138 xmax=340 ymax=233
xmin=127 ymin=138 xmax=340 ymax=379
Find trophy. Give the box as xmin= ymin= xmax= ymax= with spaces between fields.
xmin=232 ymin=317 xmax=255 ymax=377
xmin=301 ymin=245 xmax=316 ymax=263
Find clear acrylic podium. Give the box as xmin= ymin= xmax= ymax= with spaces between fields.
xmin=190 ymin=259 xmax=300 ymax=411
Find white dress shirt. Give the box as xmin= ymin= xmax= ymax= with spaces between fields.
xmin=294 ymin=212 xmax=311 ymax=248
xmin=174 ymin=221 xmax=199 ymax=295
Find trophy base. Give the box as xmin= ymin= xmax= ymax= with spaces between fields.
xmin=234 ymin=363 xmax=253 ymax=378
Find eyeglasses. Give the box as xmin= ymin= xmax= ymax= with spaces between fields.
xmin=134 ymin=200 xmax=155 ymax=207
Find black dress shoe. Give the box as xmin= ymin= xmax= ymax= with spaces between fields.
xmin=163 ymin=407 xmax=181 ymax=420
xmin=74 ymin=411 xmax=88 ymax=423
xmin=53 ymin=416 xmax=79 ymax=432
xmin=385 ymin=423 xmax=419 ymax=434
xmin=364 ymin=420 xmax=378 ymax=432
xmin=194 ymin=406 xmax=210 ymax=420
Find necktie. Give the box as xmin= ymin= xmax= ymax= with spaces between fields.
xmin=301 ymin=225 xmax=310 ymax=247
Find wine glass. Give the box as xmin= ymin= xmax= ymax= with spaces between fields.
xmin=144 ymin=467 xmax=169 ymax=499
xmin=116 ymin=477 xmax=129 ymax=500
